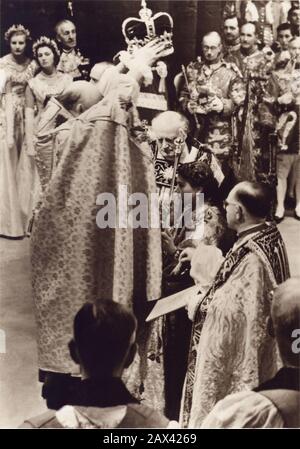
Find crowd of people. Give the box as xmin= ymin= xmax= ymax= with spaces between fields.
xmin=0 ymin=0 xmax=299 ymax=429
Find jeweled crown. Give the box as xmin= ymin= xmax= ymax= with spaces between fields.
xmin=5 ymin=24 xmax=31 ymax=41
xmin=122 ymin=0 xmax=173 ymax=53
xmin=32 ymin=36 xmax=60 ymax=59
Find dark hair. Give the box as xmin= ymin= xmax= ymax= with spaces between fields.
xmin=235 ymin=182 xmax=273 ymax=218
xmin=277 ymin=22 xmax=293 ymax=34
xmin=34 ymin=42 xmax=60 ymax=67
xmin=223 ymin=15 xmax=241 ymax=28
xmin=177 ymin=161 xmax=220 ymax=204
xmin=288 ymin=6 xmax=300 ymax=22
xmin=73 ymin=301 xmax=137 ymax=374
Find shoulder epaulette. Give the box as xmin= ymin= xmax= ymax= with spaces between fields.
xmin=227 ymin=61 xmax=243 ymax=78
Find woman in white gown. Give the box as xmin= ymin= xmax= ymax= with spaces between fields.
xmin=0 ymin=25 xmax=36 ymax=238
xmin=24 ymin=36 xmax=72 ymax=192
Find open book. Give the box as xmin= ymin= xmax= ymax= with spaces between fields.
xmin=146 ymin=284 xmax=200 ymax=322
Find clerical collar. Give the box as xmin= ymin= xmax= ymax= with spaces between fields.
xmin=237 ymin=222 xmax=268 ymax=240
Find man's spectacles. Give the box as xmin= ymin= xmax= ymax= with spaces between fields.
xmin=203 ymin=46 xmax=218 ymax=51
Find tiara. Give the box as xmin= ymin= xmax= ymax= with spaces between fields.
xmin=32 ymin=36 xmax=60 ymax=58
xmin=5 ymin=24 xmax=31 ymax=41
xmin=122 ymin=0 xmax=173 ymax=54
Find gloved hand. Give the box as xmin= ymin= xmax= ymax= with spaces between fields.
xmin=207 ymin=96 xmax=224 ymax=113
xmin=278 ymin=92 xmax=293 ymax=105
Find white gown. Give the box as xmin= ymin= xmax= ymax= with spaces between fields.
xmin=17 ymin=70 xmax=72 ymax=226
xmin=0 ymin=56 xmax=35 ymax=237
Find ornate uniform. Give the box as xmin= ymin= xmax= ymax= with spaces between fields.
xmin=265 ymin=65 xmax=300 ymax=147
xmin=223 ymin=40 xmax=241 ymax=58
xmin=226 ymin=48 xmax=275 ymax=183
xmin=264 ymin=63 xmax=300 ymax=216
xmin=226 ymin=48 xmax=266 ymax=77
xmin=179 ymin=59 xmax=242 ymax=174
xmin=57 ymin=48 xmax=90 ymax=81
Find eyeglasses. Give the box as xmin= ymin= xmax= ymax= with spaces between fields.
xmin=203 ymin=46 xmax=219 ymax=51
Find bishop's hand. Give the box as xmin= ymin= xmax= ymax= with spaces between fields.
xmin=132 ymin=38 xmax=173 ymax=67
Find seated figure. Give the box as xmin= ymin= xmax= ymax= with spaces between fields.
xmin=150 ymin=110 xmax=226 ymax=205
xmin=161 ymin=160 xmax=228 ymax=421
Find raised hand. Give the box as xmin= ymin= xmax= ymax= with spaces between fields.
xmin=162 ymin=229 xmax=177 ymax=255
xmin=132 ymin=38 xmax=173 ymax=67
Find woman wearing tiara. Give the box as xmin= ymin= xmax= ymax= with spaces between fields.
xmin=24 ymin=36 xmax=72 ymax=194
xmin=0 ymin=24 xmax=36 ymax=238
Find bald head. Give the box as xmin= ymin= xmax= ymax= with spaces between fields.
xmin=230 ymin=181 xmax=272 ymax=219
xmin=203 ymin=32 xmax=222 ymax=46
xmin=58 ymin=81 xmax=103 ymax=116
xmin=90 ymin=62 xmax=113 ymax=84
xmin=151 ymin=111 xmax=189 ymax=139
xmin=289 ymin=37 xmax=300 ymax=62
xmin=272 ymin=278 xmax=300 ymax=367
xmin=202 ymin=32 xmax=222 ymax=63
xmin=151 ymin=111 xmax=189 ymax=161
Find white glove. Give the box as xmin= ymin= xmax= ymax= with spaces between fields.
xmin=208 ymin=96 xmax=224 ymax=113
xmin=156 ymin=61 xmax=168 ymax=78
xmin=186 ymin=292 xmax=203 ymax=321
xmin=187 ymin=100 xmax=199 ymax=114
xmin=278 ymin=92 xmax=293 ymax=105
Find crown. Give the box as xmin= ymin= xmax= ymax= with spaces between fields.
xmin=32 ymin=36 xmax=60 ymax=59
xmin=5 ymin=24 xmax=31 ymax=41
xmin=122 ymin=0 xmax=173 ymax=54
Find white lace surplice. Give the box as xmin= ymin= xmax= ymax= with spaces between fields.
xmin=190 ymin=242 xmax=224 ymax=287
xmin=201 ymin=390 xmax=283 ymax=428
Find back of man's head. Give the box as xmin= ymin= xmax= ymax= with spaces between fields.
xmin=233 ymin=181 xmax=273 ymax=219
xmin=90 ymin=62 xmax=113 ymax=84
xmin=272 ymin=278 xmax=300 ymax=368
xmin=58 ymin=81 xmax=103 ymax=115
xmin=72 ymin=301 xmax=137 ymax=376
